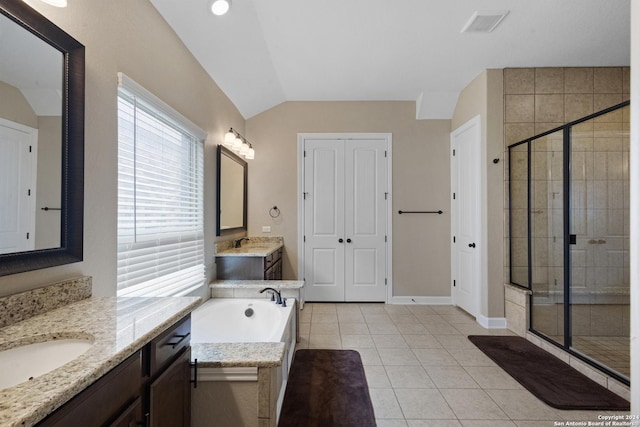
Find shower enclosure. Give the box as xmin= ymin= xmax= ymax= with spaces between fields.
xmin=509 ymin=101 xmax=630 ymax=384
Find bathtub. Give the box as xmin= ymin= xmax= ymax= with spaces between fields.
xmin=191 ymin=298 xmax=293 ymax=343
xmin=190 ymin=298 xmax=297 ymax=427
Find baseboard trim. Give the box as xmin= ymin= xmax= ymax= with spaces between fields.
xmin=477 ymin=314 xmax=507 ymax=329
xmin=389 ymin=296 xmax=453 ymax=305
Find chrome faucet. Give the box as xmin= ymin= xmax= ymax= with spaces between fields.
xmin=259 ymin=287 xmax=282 ymax=304
xmin=234 ymin=237 xmax=250 ymax=248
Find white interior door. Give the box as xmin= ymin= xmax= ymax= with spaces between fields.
xmin=451 ymin=116 xmax=481 ymax=317
xmin=303 ymin=136 xmax=388 ymax=302
xmin=344 ymin=139 xmax=387 ymax=301
xmin=0 ymin=120 xmax=37 ymax=254
xmin=303 ymin=139 xmax=346 ymax=301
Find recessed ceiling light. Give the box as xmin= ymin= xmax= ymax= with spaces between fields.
xmin=210 ymin=0 xmax=231 ymax=16
xmin=461 ymin=11 xmax=509 ymax=33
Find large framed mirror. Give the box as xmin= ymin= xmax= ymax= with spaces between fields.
xmin=0 ymin=0 xmax=84 ymax=276
xmin=216 ymin=145 xmax=247 ymax=236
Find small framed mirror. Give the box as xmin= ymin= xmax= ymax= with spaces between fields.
xmin=216 ymin=145 xmax=247 ymax=236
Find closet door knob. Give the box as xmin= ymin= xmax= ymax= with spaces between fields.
xmin=468 ymin=243 xmax=476 ymax=248
xmin=346 ymin=238 xmax=352 ymax=243
xmin=338 ymin=238 xmax=344 ymax=243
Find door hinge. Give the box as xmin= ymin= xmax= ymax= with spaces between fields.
xmin=385 ymin=235 xmax=388 ymax=243
xmin=452 ymin=149 xmax=456 ymax=156
xmin=29 ymin=145 xmax=32 ymax=153
xmin=303 ymin=235 xmax=306 ymax=242
xmin=385 ymin=278 xmax=387 ymax=285
xmin=303 ymin=150 xmax=307 ymax=157
xmin=303 ymin=192 xmax=308 ymax=200
xmin=28 ymin=189 xmax=31 ymax=196
xmin=384 ymin=150 xmax=387 ymax=157
xmin=453 ymin=192 xmax=456 ymax=200
xmin=453 ymin=236 xmax=456 ymax=243
xmin=453 ymin=279 xmax=456 ymax=287
xmin=384 ymin=192 xmax=388 ymax=200
xmin=26 ymin=232 xmax=30 ymax=240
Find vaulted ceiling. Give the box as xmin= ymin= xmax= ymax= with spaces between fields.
xmin=150 ymin=0 xmax=630 ymax=120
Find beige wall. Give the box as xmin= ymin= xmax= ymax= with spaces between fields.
xmin=0 ymin=0 xmax=245 ymax=297
xmin=246 ymin=101 xmax=452 ymax=298
xmin=450 ymin=70 xmax=505 ymax=319
xmin=35 ymin=116 xmax=62 ymax=250
xmin=0 ymin=80 xmax=37 ymax=128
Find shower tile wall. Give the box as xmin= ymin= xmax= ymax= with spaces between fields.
xmin=504 ymin=67 xmax=630 ymax=337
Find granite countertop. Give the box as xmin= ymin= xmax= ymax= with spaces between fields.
xmin=215 ymin=242 xmax=283 ymax=257
xmin=0 ymin=296 xmax=201 ymax=427
xmin=192 ymin=342 xmax=285 ymax=368
xmin=211 ymin=280 xmax=304 ymax=289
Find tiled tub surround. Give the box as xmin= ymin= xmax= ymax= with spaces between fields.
xmin=0 ymin=276 xmax=92 ymax=328
xmin=190 ymin=297 xmax=297 ymax=427
xmin=0 ymin=295 xmax=201 ymax=426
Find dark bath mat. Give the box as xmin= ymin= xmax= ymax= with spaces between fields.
xmin=468 ymin=335 xmax=630 ymax=411
xmin=278 ymin=349 xmax=376 ymax=427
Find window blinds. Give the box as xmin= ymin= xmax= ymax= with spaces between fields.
xmin=117 ymin=73 xmax=206 ymax=297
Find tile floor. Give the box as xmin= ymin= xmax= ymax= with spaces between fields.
xmin=296 ymin=303 xmax=630 ymax=426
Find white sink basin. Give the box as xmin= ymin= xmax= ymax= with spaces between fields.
xmin=0 ymin=337 xmax=94 ymax=390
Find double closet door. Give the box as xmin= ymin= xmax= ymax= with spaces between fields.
xmin=302 ymin=136 xmax=388 ymax=302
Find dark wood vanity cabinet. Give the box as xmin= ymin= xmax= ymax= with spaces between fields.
xmin=37 ymin=315 xmax=192 ymax=427
xmin=217 ymin=248 xmax=283 ymax=280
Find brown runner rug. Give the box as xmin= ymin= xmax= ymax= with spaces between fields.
xmin=468 ymin=335 xmax=629 ymax=410
xmin=278 ymin=349 xmax=376 ymax=427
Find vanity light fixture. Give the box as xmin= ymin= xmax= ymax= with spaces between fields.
xmin=223 ymin=128 xmax=255 ymax=160
xmin=210 ymin=0 xmax=231 ymax=16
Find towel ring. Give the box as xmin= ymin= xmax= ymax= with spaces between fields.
xmin=269 ymin=206 xmax=280 ymax=218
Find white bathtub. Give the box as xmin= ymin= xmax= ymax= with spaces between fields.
xmin=190 ymin=298 xmax=297 ymax=426
xmin=191 ymin=298 xmax=293 ymax=343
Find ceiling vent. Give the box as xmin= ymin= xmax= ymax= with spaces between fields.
xmin=461 ymin=11 xmax=509 ymax=33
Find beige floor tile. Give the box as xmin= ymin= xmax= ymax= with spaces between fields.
xmin=394 ymin=389 xmax=456 ymax=420
xmin=308 ymin=334 xmax=341 ymax=349
xmin=342 ymin=334 xmax=376 ymax=349
xmin=310 ymin=303 xmax=337 ymax=313
xmin=402 ymin=334 xmax=443 ymax=349
xmin=485 ymin=389 xmax=560 ymax=420
xmin=310 ymin=322 xmax=339 ymax=335
xmin=513 ymin=422 xmax=559 ymax=427
xmin=311 ymin=312 xmax=338 ymax=323
xmin=373 ymin=334 xmax=408 ymax=349
xmin=360 ymin=304 xmax=388 ymax=314
xmin=357 ymin=348 xmax=383 ymax=365
xmin=378 ymin=348 xmax=421 ymax=366
xmin=453 ymin=323 xmax=494 ymax=335
xmin=299 ymin=308 xmax=312 ymax=323
xmin=363 ymin=365 xmax=391 ymax=388
xmin=430 ymin=306 xmax=463 ymax=315
xmin=368 ymin=323 xmax=401 ymax=334
xmin=461 ymin=421 xmax=517 ymax=427
xmin=464 ymin=366 xmax=522 ymax=390
xmin=377 ymin=420 xmax=409 ymax=427
xmin=339 ymin=322 xmax=370 ymax=335
xmin=413 ymin=348 xmax=460 ymax=367
xmin=447 ymin=348 xmax=497 ymax=367
xmin=369 ymin=388 xmax=404 ymax=419
xmin=434 ymin=335 xmax=476 ymax=350
xmin=407 ymin=421 xmax=462 ymax=427
xmin=440 ymin=313 xmax=476 ymax=324
xmin=389 ymin=313 xmax=419 ymax=323
xmin=424 ymin=322 xmax=463 ymax=335
xmin=424 ymin=366 xmax=479 ymax=389
xmin=395 ymin=323 xmax=428 ymax=334
xmin=384 ymin=305 xmax=412 ymax=314
xmin=384 ymin=365 xmax=436 ymax=389
xmin=337 ymin=311 xmax=366 ymax=323
xmin=365 ymin=313 xmax=394 ymax=324
xmin=407 ymin=306 xmax=439 ymax=316
xmin=440 ymin=389 xmax=509 ymax=420
xmin=463 ymin=366 xmax=522 ymax=390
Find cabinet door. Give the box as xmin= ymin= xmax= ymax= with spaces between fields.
xmin=149 ymin=348 xmax=191 ymax=427
xmin=109 ymin=397 xmax=143 ymax=427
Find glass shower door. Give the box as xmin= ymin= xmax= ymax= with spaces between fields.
xmin=569 ymin=106 xmax=630 ymax=380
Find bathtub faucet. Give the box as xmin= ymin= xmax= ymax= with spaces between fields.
xmin=259 ymin=287 xmax=282 ymax=304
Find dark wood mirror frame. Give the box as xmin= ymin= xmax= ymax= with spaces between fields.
xmin=216 ymin=145 xmax=247 ymax=236
xmin=0 ymin=0 xmax=84 ymax=276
